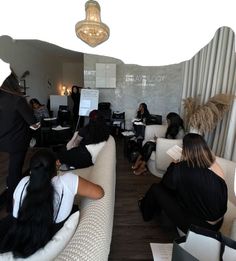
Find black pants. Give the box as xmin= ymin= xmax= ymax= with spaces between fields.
xmin=141 ymin=141 xmax=156 ymax=162
xmin=58 ymin=144 xmax=93 ymax=169
xmin=7 ymin=150 xmax=28 ymax=212
xmin=140 ymin=183 xmax=223 ymax=233
xmin=133 ymin=124 xmax=146 ymax=139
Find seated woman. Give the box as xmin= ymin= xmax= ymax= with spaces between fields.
xmin=138 ymin=133 xmax=228 ymax=234
xmin=136 ymin=103 xmax=150 ymax=123
xmin=29 ymin=98 xmax=49 ymax=122
xmin=57 ymin=109 xmax=110 ymax=169
xmin=133 ymin=103 xmax=151 ymax=141
xmin=0 ymin=149 xmax=104 ymax=258
xmin=132 ymin=112 xmax=184 ymax=175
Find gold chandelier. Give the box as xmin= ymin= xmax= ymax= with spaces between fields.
xmin=75 ymin=0 xmax=110 ymax=47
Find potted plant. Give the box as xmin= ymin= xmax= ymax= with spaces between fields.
xmin=183 ymin=93 xmax=234 ymax=135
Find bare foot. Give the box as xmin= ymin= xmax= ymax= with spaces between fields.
xmin=133 ymin=167 xmax=147 ymax=175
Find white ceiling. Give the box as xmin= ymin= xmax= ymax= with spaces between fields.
xmin=0 ymin=0 xmax=235 ymax=66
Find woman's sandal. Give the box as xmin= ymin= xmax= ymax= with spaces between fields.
xmin=131 ymin=159 xmax=143 ymax=170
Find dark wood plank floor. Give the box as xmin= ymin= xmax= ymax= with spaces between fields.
xmin=108 ymin=136 xmax=177 ymax=260
xmin=0 ymin=136 xmax=178 ymax=260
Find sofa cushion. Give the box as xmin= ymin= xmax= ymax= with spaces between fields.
xmin=144 ymin=124 xmax=167 ymax=142
xmin=86 ymin=141 xmax=106 ymax=164
xmin=155 ymin=138 xmax=183 ymax=171
xmin=0 ymin=211 xmax=80 ymax=261
xmin=216 ymin=157 xmax=236 ymax=205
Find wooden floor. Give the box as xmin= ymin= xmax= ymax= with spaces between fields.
xmin=0 ymin=136 xmax=177 ymax=260
xmin=108 ymin=136 xmax=177 ymax=260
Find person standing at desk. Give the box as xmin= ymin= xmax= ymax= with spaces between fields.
xmin=0 ymin=60 xmax=39 ymax=212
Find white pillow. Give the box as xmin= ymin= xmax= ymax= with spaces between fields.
xmin=86 ymin=141 xmax=106 ymax=164
xmin=0 ymin=210 xmax=80 ymax=261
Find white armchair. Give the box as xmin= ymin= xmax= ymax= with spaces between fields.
xmin=147 ymin=137 xmax=183 ymax=178
xmin=143 ymin=125 xmax=183 ymax=178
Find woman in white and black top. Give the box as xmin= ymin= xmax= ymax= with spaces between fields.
xmin=132 ymin=112 xmax=185 ymax=175
xmin=0 ymin=149 xmax=104 ymax=258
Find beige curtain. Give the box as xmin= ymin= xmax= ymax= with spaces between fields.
xmin=181 ymin=27 xmax=236 ymax=160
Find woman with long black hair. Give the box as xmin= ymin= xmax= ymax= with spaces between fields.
xmin=57 ymin=109 xmax=110 ymax=169
xmin=0 ymin=149 xmax=104 ymax=258
xmin=132 ymin=112 xmax=185 ymax=175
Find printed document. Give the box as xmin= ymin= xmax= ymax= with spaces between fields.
xmin=166 ymin=145 xmax=182 ymax=161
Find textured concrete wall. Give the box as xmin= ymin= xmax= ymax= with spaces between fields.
xmin=84 ymin=54 xmax=184 ymax=129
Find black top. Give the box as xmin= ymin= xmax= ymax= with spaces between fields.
xmin=78 ymin=123 xmax=109 ymax=146
xmin=71 ymin=92 xmax=80 ymax=115
xmin=161 ymin=161 xmax=228 ymax=221
xmin=137 ymin=110 xmax=150 ymax=123
xmin=78 ymin=127 xmax=92 ymax=146
xmin=0 ymin=90 xmax=37 ymax=152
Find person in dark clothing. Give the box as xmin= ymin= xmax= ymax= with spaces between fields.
xmin=71 ymin=85 xmax=84 ymax=129
xmin=57 ymin=110 xmax=110 ymax=169
xmin=136 ymin=103 xmax=150 ymax=123
xmin=133 ymin=103 xmax=151 ymax=143
xmin=132 ymin=112 xmax=185 ymax=175
xmin=138 ymin=133 xmax=228 ymax=233
xmin=71 ymin=86 xmax=80 ymax=124
xmin=0 ymin=65 xmax=38 ymax=212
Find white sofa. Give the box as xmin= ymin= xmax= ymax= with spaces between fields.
xmin=55 ymin=135 xmax=116 ymax=261
xmin=143 ymin=124 xmax=182 ymax=178
xmin=216 ymin=157 xmax=236 ymax=237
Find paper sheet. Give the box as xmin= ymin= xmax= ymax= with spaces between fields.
xmin=121 ymin=131 xmax=135 ymax=136
xmin=52 ymin=125 xmax=70 ymax=131
xmin=43 ymin=117 xmax=57 ymax=121
xmin=150 ymin=243 xmax=173 ymax=261
xmin=166 ymin=145 xmax=182 ymax=161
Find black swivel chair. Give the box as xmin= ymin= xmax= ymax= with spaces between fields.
xmin=112 ymin=111 xmax=125 ymax=135
xmin=98 ymin=102 xmax=112 ymax=126
xmin=146 ymin=114 xmax=162 ymax=125
xmin=57 ymin=105 xmax=71 ymax=127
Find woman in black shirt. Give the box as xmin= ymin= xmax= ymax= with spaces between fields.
xmin=136 ymin=103 xmax=150 ymax=123
xmin=139 ymin=133 xmax=227 ymax=233
xmin=57 ymin=110 xmax=110 ymax=169
xmin=71 ymin=86 xmax=80 ymax=127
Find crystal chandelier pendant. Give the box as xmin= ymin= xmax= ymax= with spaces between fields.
xmin=75 ymin=0 xmax=110 ymax=47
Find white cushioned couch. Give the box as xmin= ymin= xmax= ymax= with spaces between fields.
xmin=216 ymin=156 xmax=236 ymax=237
xmin=56 ymin=135 xmax=116 ymax=260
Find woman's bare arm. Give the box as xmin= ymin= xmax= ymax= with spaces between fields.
xmin=210 ymin=161 xmax=225 ymax=180
xmin=77 ymin=176 xmax=104 ymax=199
